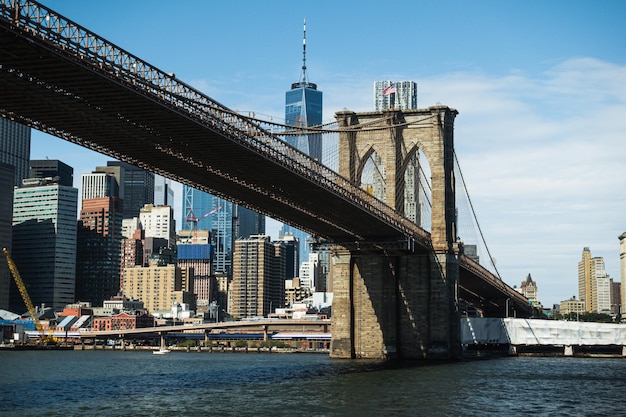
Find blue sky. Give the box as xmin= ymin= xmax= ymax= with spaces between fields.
xmin=29 ymin=0 xmax=626 ymax=308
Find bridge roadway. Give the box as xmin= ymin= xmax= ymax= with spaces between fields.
xmin=0 ymin=0 xmax=533 ymax=317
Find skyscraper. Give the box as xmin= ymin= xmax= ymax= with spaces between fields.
xmin=229 ymin=235 xmax=285 ymax=318
xmin=299 ymin=252 xmax=319 ymax=292
xmin=139 ymin=204 xmax=176 ymax=247
xmin=285 ymin=20 xmax=323 ymax=159
xmin=593 ymin=271 xmax=611 ymax=314
xmin=81 ymin=170 xmax=120 ymax=200
xmin=154 ymin=175 xmax=175 ymax=207
xmin=106 ymin=161 xmax=155 ymax=219
xmin=234 ymin=205 xmax=265 ymax=241
xmin=11 ymin=175 xmax=78 ymax=311
xmin=76 ymin=169 xmax=124 ymax=306
xmin=0 ymin=118 xmax=31 ymax=187
xmin=578 ymin=247 xmax=593 ymax=312
xmin=1 ymin=119 xmax=31 ymax=310
xmin=373 ymin=80 xmax=425 ymax=228
xmin=182 ymin=186 xmax=265 ymax=277
xmin=76 ymin=197 xmax=123 ymax=306
xmin=611 ymin=280 xmax=621 ymax=317
xmin=28 ymin=159 xmax=73 ymax=187
xmin=278 ymin=233 xmax=299 ymax=280
xmin=0 ymin=162 xmax=14 ymax=310
xmin=374 ymin=80 xmax=418 ymax=111
xmin=177 ymin=244 xmax=214 ymax=309
xmin=578 ymin=247 xmax=611 ymax=313
xmin=283 ymin=20 xmax=322 ymax=263
xmin=183 ymin=187 xmax=233 ymax=275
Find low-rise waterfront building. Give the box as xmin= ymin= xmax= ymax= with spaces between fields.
xmin=92 ymin=311 xmax=154 ymax=331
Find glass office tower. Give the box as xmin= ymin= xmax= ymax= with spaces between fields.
xmin=285 ymin=85 xmax=322 ymax=159
xmin=283 ymin=20 xmax=322 ymax=263
xmin=12 ymin=177 xmax=78 ymax=311
xmin=182 ymin=186 xmax=264 ymax=277
xmin=106 ymin=161 xmax=155 ymax=220
xmin=0 ymin=118 xmax=30 ymax=310
xmin=285 ymin=20 xmax=322 ymax=159
xmin=0 ymin=118 xmax=30 ymax=187
xmin=0 ymin=162 xmax=13 ymax=310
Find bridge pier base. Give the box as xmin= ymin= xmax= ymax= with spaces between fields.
xmin=330 ymin=247 xmax=460 ymax=360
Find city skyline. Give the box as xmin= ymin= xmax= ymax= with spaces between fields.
xmin=26 ymin=0 xmax=626 ymax=308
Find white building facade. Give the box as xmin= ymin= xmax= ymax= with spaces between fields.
xmin=591 ymin=257 xmax=612 ymax=314
xmin=139 ymin=204 xmax=176 ymax=246
xmin=298 ymin=252 xmax=319 ymax=291
xmin=81 ymin=171 xmax=119 ymax=200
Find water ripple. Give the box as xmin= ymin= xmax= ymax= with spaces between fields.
xmin=1 ymin=352 xmax=625 ymax=416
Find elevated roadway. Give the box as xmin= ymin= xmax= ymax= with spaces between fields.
xmin=77 ymin=319 xmax=331 ymax=340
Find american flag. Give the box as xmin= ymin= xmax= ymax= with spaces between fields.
xmin=382 ymin=85 xmax=396 ymax=96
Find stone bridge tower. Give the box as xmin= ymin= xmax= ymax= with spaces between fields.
xmin=330 ymin=106 xmax=461 ymax=360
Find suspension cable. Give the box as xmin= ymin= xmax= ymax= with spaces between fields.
xmin=453 ymin=151 xmax=502 ymax=280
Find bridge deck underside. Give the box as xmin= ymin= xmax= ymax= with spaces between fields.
xmin=0 ymin=24 xmax=419 ymax=246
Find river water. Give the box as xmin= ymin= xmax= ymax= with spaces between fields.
xmin=1 ymin=350 xmax=625 ymax=416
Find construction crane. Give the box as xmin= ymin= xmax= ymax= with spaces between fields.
xmin=184 ymin=206 xmax=222 ymax=243
xmin=2 ymin=247 xmax=55 ymax=345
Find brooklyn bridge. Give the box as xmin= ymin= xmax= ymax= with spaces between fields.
xmin=0 ymin=0 xmax=539 ymax=360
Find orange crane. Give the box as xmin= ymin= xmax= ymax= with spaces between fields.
xmin=184 ymin=206 xmax=222 ymax=243
xmin=2 ymin=247 xmax=55 ymax=345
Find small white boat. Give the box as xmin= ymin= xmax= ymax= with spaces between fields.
xmin=154 ymin=335 xmax=170 ymax=354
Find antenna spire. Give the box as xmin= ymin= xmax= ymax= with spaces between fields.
xmin=300 ymin=19 xmax=308 ymax=84
xmin=291 ymin=19 xmax=316 ymax=90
